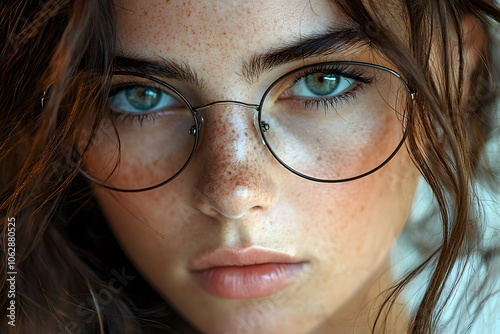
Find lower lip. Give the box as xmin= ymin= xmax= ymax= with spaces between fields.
xmin=192 ymin=263 xmax=305 ymax=299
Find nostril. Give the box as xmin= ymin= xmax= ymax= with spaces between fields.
xmin=192 ymin=168 xmax=278 ymax=221
xmin=193 ymin=187 xmax=251 ymax=220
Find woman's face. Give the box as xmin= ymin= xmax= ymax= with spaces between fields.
xmin=92 ymin=0 xmax=419 ymax=332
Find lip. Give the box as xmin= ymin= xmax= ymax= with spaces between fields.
xmin=189 ymin=247 xmax=307 ymax=299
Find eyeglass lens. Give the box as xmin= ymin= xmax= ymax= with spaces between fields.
xmin=79 ymin=62 xmax=410 ymax=191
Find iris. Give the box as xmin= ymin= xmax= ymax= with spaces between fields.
xmin=304 ymin=73 xmax=340 ymax=96
xmin=125 ymin=87 xmax=161 ymax=110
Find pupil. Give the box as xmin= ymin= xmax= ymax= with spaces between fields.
xmin=126 ymin=87 xmax=161 ymax=110
xmin=305 ymin=73 xmax=339 ymax=96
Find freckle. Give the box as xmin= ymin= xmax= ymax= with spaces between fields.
xmin=244 ymin=131 xmax=248 ymax=137
xmin=143 ymin=10 xmax=148 ymax=16
xmin=316 ymin=156 xmax=322 ymax=161
xmin=328 ymin=209 xmax=333 ymax=216
xmin=359 ymin=205 xmax=365 ymax=213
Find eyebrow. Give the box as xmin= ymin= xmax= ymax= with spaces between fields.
xmin=242 ymin=26 xmax=369 ymax=83
xmin=113 ymin=25 xmax=369 ymax=85
xmin=114 ymin=55 xmax=203 ymax=86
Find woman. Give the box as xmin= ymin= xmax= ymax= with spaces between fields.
xmin=1 ymin=0 xmax=499 ymax=333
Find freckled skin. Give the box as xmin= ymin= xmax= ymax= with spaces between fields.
xmin=90 ymin=1 xmax=420 ymax=333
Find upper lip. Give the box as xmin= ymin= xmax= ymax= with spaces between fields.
xmin=189 ymin=246 xmax=303 ymax=271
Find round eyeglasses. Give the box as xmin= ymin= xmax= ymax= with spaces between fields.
xmin=79 ymin=61 xmax=415 ymax=192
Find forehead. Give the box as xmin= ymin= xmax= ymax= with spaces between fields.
xmin=114 ymin=0 xmax=344 ymax=65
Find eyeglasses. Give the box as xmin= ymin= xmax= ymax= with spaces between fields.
xmin=80 ymin=61 xmax=414 ymax=192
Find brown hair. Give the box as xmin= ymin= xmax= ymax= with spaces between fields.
xmin=1 ymin=0 xmax=499 ymax=333
xmin=333 ymin=1 xmax=499 ymax=332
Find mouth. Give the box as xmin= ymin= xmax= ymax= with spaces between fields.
xmin=189 ymin=247 xmax=307 ymax=299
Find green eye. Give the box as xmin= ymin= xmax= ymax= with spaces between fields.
xmin=109 ymin=84 xmax=184 ymax=114
xmin=290 ymin=72 xmax=353 ymax=98
xmin=304 ymin=73 xmax=341 ymax=96
xmin=125 ymin=86 xmax=161 ymax=110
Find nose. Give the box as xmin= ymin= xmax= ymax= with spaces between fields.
xmin=192 ymin=104 xmax=278 ymax=220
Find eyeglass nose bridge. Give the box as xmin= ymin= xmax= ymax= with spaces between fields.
xmin=192 ymin=100 xmax=268 ymax=145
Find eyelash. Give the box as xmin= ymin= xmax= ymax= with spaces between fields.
xmin=289 ymin=65 xmax=373 ymax=111
xmin=113 ymin=110 xmax=164 ymax=126
xmin=107 ymin=64 xmax=375 ymax=126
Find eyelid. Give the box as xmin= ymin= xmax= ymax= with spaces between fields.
xmin=112 ymin=71 xmax=200 ymax=105
xmin=291 ymin=64 xmax=374 ymax=85
xmin=263 ymin=63 xmax=372 ymax=101
xmin=110 ymin=80 xmax=165 ymax=93
xmin=108 ymin=85 xmax=185 ymax=117
xmin=110 ymin=72 xmax=179 ymax=92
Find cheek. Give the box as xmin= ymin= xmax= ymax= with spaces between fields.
xmin=82 ymin=113 xmax=197 ymax=191
xmin=95 ymin=147 xmax=418 ymax=271
xmin=293 ymin=149 xmax=419 ymax=270
xmin=91 ymin=183 xmax=200 ymax=279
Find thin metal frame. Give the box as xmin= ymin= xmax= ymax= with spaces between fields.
xmin=82 ymin=61 xmax=415 ymax=192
